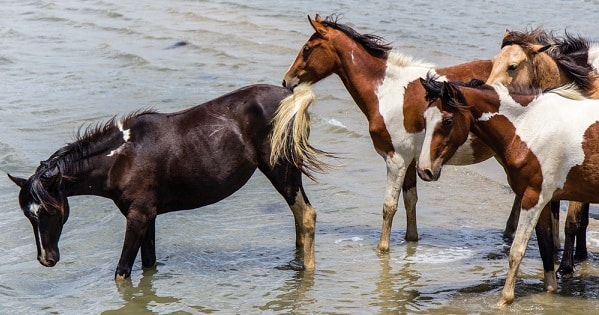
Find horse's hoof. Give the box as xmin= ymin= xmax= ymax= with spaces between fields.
xmin=289 ymin=259 xmax=305 ymax=271
xmin=556 ymin=267 xmax=574 ymax=279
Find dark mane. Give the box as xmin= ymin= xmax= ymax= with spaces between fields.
xmin=321 ymin=14 xmax=392 ymax=59
xmin=556 ymin=31 xmax=591 ymax=55
xmin=422 ymin=73 xmax=489 ymax=109
xmin=501 ymin=27 xmax=556 ymax=48
xmin=25 ymin=109 xmax=157 ymax=209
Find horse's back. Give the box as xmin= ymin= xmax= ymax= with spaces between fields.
xmin=108 ymin=84 xmax=292 ymax=212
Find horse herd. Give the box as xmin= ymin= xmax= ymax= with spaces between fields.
xmin=8 ymin=14 xmax=599 ymax=306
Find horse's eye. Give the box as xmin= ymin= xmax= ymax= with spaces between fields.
xmin=303 ymin=45 xmax=311 ymax=55
xmin=508 ymin=64 xmax=517 ymax=71
xmin=442 ymin=118 xmax=453 ymax=126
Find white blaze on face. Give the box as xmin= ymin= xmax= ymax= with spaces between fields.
xmin=107 ymin=120 xmax=131 ymax=157
xmin=28 ymin=202 xmax=41 ymax=219
xmin=419 ymin=106 xmax=443 ymax=171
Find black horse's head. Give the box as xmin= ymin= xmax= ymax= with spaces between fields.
xmin=8 ymin=162 xmax=70 ymax=267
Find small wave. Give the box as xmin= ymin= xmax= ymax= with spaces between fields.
xmin=404 ymin=246 xmax=474 ymax=264
xmin=110 ymin=52 xmax=149 ymax=67
xmin=334 ymin=236 xmax=364 ymax=244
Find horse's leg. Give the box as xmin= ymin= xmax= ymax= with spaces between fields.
xmin=574 ymin=203 xmax=589 ymax=261
xmin=140 ymin=217 xmax=156 ymax=268
xmin=550 ymin=201 xmax=560 ymax=252
xmin=498 ymin=200 xmax=552 ymax=306
xmin=115 ymin=205 xmax=156 ymax=280
xmin=377 ymin=154 xmax=408 ymax=253
xmin=259 ymin=161 xmax=316 ymax=271
xmin=503 ymin=195 xmax=521 ymax=242
xmin=535 ymin=204 xmax=556 ymax=290
xmin=402 ymin=161 xmax=418 ymax=242
xmin=558 ymin=201 xmax=589 ymax=276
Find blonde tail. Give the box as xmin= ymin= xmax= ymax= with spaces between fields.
xmin=270 ymin=83 xmax=330 ymax=179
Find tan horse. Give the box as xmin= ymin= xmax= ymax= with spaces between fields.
xmin=488 ymin=28 xmax=599 ymax=276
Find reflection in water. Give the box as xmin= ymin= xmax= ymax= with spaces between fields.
xmin=373 ymin=243 xmax=421 ymax=314
xmin=102 ymin=267 xmax=186 ymax=315
xmin=257 ymin=271 xmax=315 ymax=313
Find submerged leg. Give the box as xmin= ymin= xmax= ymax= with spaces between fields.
xmin=377 ymin=154 xmax=408 ymax=253
xmin=289 ymin=188 xmax=317 ymax=271
xmin=550 ymin=201 xmax=560 ymax=252
xmin=116 ymin=205 xmax=156 ymax=280
xmin=402 ymin=161 xmax=418 ymax=242
xmin=498 ymin=201 xmax=547 ymax=306
xmin=558 ymin=201 xmax=589 ymax=277
xmin=574 ymin=203 xmax=589 ymax=261
xmin=260 ymin=160 xmax=316 ymax=271
xmin=535 ymin=204 xmax=557 ymax=292
xmin=140 ymin=218 xmax=157 ymax=268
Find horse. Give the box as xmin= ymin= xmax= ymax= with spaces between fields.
xmin=487 ymin=28 xmax=599 ymax=276
xmin=274 ymin=14 xmax=502 ymax=253
xmin=8 ymin=84 xmax=319 ymax=280
xmin=417 ymin=74 xmax=599 ymax=305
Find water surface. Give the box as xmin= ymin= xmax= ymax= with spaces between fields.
xmin=1 ymin=1 xmax=599 ymax=314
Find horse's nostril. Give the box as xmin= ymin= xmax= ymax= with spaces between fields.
xmin=425 ymin=169 xmax=434 ymax=179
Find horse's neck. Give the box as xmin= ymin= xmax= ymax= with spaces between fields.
xmin=534 ymin=53 xmax=571 ymax=87
xmin=335 ymin=43 xmax=387 ymax=117
xmin=468 ymin=87 xmax=532 ymax=163
xmin=60 ymin=154 xmax=111 ymax=197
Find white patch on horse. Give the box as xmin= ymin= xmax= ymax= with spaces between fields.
xmin=28 ymin=202 xmax=41 ymax=218
xmin=107 ymin=120 xmax=131 ymax=157
xmin=493 ymin=84 xmax=599 ymax=190
xmin=477 ymin=112 xmax=499 ymax=122
xmin=376 ymin=52 xmax=436 ymax=158
xmin=419 ymin=107 xmax=442 ymax=170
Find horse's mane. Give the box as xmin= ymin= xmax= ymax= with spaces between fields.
xmin=422 ymin=73 xmax=489 ymax=110
xmin=388 ymin=51 xmax=436 ymax=69
xmin=501 ymin=27 xmax=557 ymax=49
xmin=320 ymin=14 xmax=392 ymax=59
xmin=555 ymin=31 xmax=592 ymax=55
xmin=25 ymin=110 xmax=157 ymax=210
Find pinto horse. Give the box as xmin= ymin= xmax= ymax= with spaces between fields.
xmin=487 ymin=28 xmax=599 ymax=276
xmin=8 ymin=84 xmax=318 ymax=280
xmin=417 ymin=75 xmax=599 ymax=305
xmin=274 ymin=14 xmax=499 ymax=252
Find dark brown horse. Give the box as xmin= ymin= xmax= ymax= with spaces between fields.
xmin=418 ymin=75 xmax=599 ymax=305
xmin=8 ymin=84 xmax=318 ymax=280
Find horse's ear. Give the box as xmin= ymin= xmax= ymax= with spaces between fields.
xmin=537 ymin=44 xmax=552 ymax=53
xmin=530 ymin=44 xmax=551 ymax=54
xmin=442 ymin=81 xmax=458 ymax=99
xmin=308 ymin=15 xmax=328 ymax=37
xmin=7 ymin=173 xmax=27 ymax=188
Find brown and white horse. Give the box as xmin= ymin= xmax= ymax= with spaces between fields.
xmin=487 ymin=28 xmax=599 ymax=276
xmin=273 ymin=14 xmax=496 ymax=252
xmin=417 ymin=75 xmax=599 ymax=305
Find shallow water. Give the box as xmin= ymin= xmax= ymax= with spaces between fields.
xmin=1 ymin=1 xmax=599 ymax=314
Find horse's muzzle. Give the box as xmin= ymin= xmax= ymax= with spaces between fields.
xmin=417 ymin=167 xmax=441 ymax=182
xmin=38 ymin=251 xmax=59 ymax=267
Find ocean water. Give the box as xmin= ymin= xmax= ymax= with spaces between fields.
xmin=1 ymin=1 xmax=599 ymax=313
